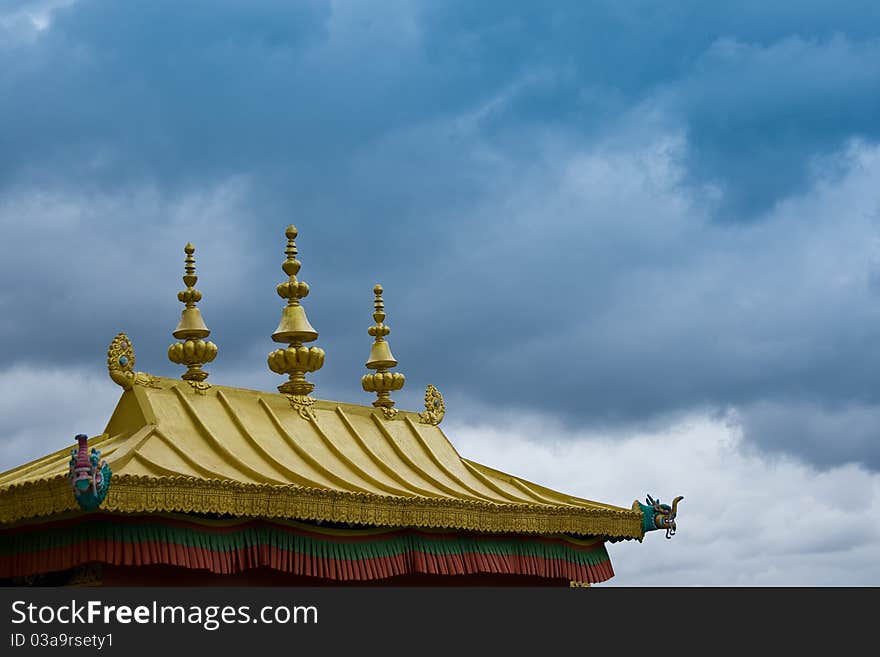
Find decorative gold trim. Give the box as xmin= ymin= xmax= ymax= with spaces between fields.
xmin=419 ymin=384 xmax=445 ymax=425
xmin=379 ymin=406 xmax=399 ymax=420
xmin=186 ymin=380 xmax=212 ymax=395
xmin=0 ymin=474 xmax=644 ymax=539
xmin=141 ymin=375 xmax=161 ymax=389
xmin=285 ymin=394 xmax=318 ymax=422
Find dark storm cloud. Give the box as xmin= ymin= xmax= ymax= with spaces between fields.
xmin=4 ymin=1 xmax=879 ymax=207
xmin=3 ymin=0 xmax=880 ymax=471
xmin=671 ymin=35 xmax=880 ymax=219
xmin=736 ymin=400 xmax=880 ymax=471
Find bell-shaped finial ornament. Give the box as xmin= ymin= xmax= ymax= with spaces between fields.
xmin=167 ymin=243 xmax=217 ymax=390
xmin=267 ymin=226 xmax=325 ymax=403
xmin=362 ymin=284 xmax=405 ymax=418
xmin=367 ymin=339 xmax=397 ymax=369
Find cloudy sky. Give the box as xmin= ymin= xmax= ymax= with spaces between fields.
xmin=2 ymin=0 xmax=880 ymax=585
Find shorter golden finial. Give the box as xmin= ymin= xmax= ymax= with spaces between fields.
xmin=362 ymin=284 xmax=405 ymax=419
xmin=168 ymin=243 xmax=217 ymax=392
xmin=267 ymin=225 xmax=324 ymax=419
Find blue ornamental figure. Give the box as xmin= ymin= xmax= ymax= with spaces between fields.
xmin=637 ymin=494 xmax=684 ymax=539
xmin=68 ymin=434 xmax=112 ymax=511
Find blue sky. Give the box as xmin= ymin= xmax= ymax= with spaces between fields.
xmin=2 ymin=1 xmax=880 ymax=584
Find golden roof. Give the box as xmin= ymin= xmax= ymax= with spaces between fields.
xmin=0 ymin=377 xmax=642 ymax=538
xmin=0 ymin=226 xmax=647 ymax=539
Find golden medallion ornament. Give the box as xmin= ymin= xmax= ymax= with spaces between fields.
xmin=167 ymin=243 xmax=218 ymax=394
xmin=267 ymin=225 xmax=325 ymax=420
xmin=419 ymin=384 xmax=445 ymax=425
xmin=107 ymin=332 xmax=160 ymax=389
xmin=362 ymin=284 xmax=405 ymax=420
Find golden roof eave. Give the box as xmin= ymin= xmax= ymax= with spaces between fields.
xmin=0 ymin=473 xmax=642 ymax=538
xmin=0 ymin=377 xmax=644 ymax=539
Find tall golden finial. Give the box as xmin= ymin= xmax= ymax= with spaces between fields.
xmin=362 ymin=284 xmax=405 ymax=419
xmin=168 ymin=243 xmax=218 ymax=392
xmin=267 ymin=225 xmax=324 ymax=419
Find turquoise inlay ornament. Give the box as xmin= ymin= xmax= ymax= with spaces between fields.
xmin=119 ymin=356 xmax=128 ymax=366
xmin=637 ymin=494 xmax=684 ymax=539
xmin=68 ymin=434 xmax=112 ymax=511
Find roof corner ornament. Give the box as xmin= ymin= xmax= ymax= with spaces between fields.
xmin=362 ymin=284 xmax=405 ymax=420
xmin=267 ymin=225 xmax=324 ymax=421
xmin=68 ymin=434 xmax=111 ymax=511
xmin=168 ymin=243 xmax=218 ymax=394
xmin=418 ymin=384 xmax=445 ymax=425
xmin=107 ymin=332 xmax=160 ymax=389
xmin=633 ymin=494 xmax=684 ymax=539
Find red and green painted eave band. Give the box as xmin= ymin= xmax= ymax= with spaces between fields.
xmin=0 ymin=514 xmax=614 ymax=583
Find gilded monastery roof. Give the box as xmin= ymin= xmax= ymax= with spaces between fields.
xmin=0 ymin=227 xmax=672 ymax=542
xmin=0 ymin=378 xmax=643 ymax=538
